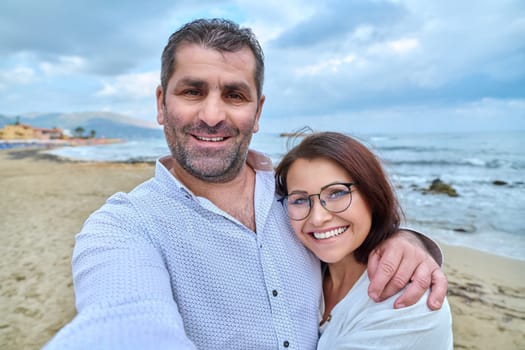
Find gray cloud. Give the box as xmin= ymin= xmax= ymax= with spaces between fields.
xmin=261 ymin=0 xmax=525 ymax=120
xmin=0 ymin=0 xmax=523 ymax=132
xmin=269 ymin=0 xmax=408 ymax=48
xmin=0 ymin=0 xmax=223 ymax=75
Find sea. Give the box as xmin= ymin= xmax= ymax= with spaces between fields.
xmin=44 ymin=130 xmax=525 ymax=261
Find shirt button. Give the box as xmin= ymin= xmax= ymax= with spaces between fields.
xmin=283 ymin=340 xmax=290 ymax=348
xmin=272 ymin=290 xmax=278 ymax=297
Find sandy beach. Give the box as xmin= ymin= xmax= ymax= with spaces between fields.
xmin=1 ymin=148 xmax=524 ymax=350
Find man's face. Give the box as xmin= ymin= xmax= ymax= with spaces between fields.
xmin=156 ymin=44 xmax=265 ymax=183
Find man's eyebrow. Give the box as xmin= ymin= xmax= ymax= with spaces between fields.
xmin=224 ymin=82 xmax=251 ymax=93
xmin=176 ymin=77 xmax=207 ymax=88
xmin=175 ymin=78 xmax=253 ymax=95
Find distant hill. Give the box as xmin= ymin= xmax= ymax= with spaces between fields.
xmin=0 ymin=112 xmax=163 ymax=139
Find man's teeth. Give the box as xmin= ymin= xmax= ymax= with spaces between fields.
xmin=197 ymin=136 xmax=225 ymax=142
xmin=313 ymin=227 xmax=347 ymax=240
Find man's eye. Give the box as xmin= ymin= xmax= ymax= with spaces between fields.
xmin=226 ymin=92 xmax=244 ymax=100
xmin=184 ymin=89 xmax=201 ymax=96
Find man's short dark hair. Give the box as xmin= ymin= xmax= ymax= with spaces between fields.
xmin=160 ymin=18 xmax=265 ymax=102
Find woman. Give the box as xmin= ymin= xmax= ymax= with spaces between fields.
xmin=275 ymin=132 xmax=453 ymax=349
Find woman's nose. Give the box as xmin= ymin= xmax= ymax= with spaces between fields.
xmin=307 ymin=195 xmax=332 ymax=225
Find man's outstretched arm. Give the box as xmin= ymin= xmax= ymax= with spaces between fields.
xmin=43 ymin=194 xmax=197 ymax=350
xmin=367 ymin=229 xmax=448 ymax=310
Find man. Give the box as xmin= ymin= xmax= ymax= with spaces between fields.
xmin=45 ymin=18 xmax=446 ymax=349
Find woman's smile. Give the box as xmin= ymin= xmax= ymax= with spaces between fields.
xmin=310 ymin=226 xmax=349 ymax=240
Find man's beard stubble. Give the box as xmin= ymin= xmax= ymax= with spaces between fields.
xmin=164 ymin=120 xmax=254 ymax=183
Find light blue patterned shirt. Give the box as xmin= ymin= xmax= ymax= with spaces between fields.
xmin=44 ymin=151 xmax=322 ymax=350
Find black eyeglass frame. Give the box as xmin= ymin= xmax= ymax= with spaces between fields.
xmin=278 ymin=182 xmax=357 ymax=221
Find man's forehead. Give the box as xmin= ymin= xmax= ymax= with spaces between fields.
xmin=174 ymin=43 xmax=256 ymax=66
xmin=171 ymin=45 xmax=257 ymax=88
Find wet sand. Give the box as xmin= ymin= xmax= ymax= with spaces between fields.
xmin=0 ymin=148 xmax=523 ymax=349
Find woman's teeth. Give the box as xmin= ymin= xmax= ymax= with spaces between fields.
xmin=313 ymin=226 xmax=347 ymax=240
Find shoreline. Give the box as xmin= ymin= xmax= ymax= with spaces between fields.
xmin=4 ymin=147 xmax=523 ymax=262
xmin=1 ymin=148 xmax=524 ymax=349
xmin=0 ymin=137 xmax=123 ymax=148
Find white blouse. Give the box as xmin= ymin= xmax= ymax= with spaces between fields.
xmin=317 ymin=272 xmax=453 ymax=350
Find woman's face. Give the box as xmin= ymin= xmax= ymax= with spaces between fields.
xmin=285 ymin=157 xmax=372 ymax=264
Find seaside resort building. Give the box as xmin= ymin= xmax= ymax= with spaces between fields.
xmin=0 ymin=124 xmax=64 ymax=140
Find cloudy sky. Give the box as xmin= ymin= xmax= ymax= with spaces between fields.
xmin=1 ymin=0 xmax=524 ymax=133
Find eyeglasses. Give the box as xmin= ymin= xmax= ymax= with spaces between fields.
xmin=279 ymin=182 xmax=357 ymax=221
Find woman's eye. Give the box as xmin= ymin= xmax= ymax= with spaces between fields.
xmin=327 ymin=190 xmax=349 ymax=199
xmin=289 ymin=197 xmax=308 ymax=206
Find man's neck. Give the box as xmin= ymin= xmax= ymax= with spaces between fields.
xmin=166 ymin=157 xmax=257 ymax=231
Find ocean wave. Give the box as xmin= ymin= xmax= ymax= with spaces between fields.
xmin=377 ymin=145 xmax=452 ymax=152
xmin=388 ymin=158 xmax=524 ymax=169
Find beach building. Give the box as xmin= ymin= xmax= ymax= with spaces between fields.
xmin=0 ymin=124 xmax=64 ymax=140
xmin=0 ymin=124 xmax=34 ymax=140
xmin=33 ymin=127 xmax=65 ymax=140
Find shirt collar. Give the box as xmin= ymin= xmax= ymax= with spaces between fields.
xmin=246 ymin=149 xmax=273 ymax=171
xmin=156 ymin=149 xmax=274 ymax=195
